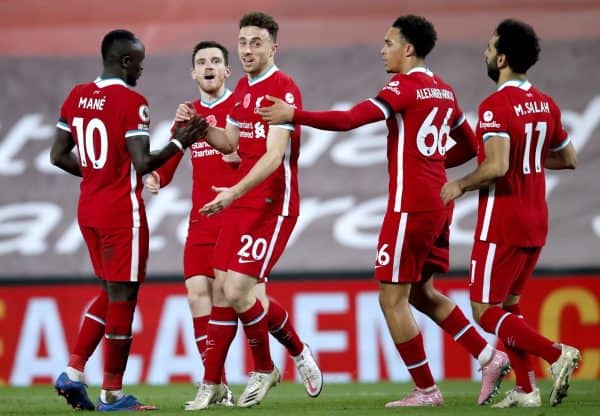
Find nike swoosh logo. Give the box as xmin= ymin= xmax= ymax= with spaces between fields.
xmin=238 ymin=258 xmax=257 ymax=264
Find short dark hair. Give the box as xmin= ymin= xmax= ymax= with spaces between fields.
xmin=392 ymin=15 xmax=437 ymax=58
xmin=192 ymin=41 xmax=229 ymax=66
xmin=494 ymin=19 xmax=540 ymax=73
xmin=101 ymin=29 xmax=138 ymax=63
xmin=239 ymin=12 xmax=279 ymax=41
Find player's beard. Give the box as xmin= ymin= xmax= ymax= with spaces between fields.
xmin=127 ymin=76 xmax=138 ymax=87
xmin=487 ymin=60 xmax=500 ymax=83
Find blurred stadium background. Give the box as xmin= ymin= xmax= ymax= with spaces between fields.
xmin=0 ymin=0 xmax=599 ymax=386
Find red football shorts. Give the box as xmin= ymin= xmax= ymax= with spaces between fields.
xmin=183 ymin=242 xmax=216 ymax=279
xmin=80 ymin=224 xmax=149 ymax=282
xmin=214 ymin=207 xmax=297 ymax=281
xmin=469 ymin=240 xmax=541 ymax=304
xmin=375 ymin=209 xmax=448 ymax=283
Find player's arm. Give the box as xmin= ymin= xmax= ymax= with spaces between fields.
xmin=203 ymin=121 xmax=238 ymax=154
xmin=200 ymin=126 xmax=289 ymax=216
xmin=258 ymin=95 xmax=386 ymax=130
xmin=173 ymin=102 xmax=237 ymax=154
xmin=145 ymin=148 xmax=184 ymax=194
xmin=546 ymin=141 xmax=577 ymax=169
xmin=128 ymin=116 xmax=208 ymax=175
xmin=445 ymin=116 xmax=478 ymax=168
xmin=545 ymin=140 xmax=576 ymax=170
xmin=50 ymin=127 xmax=82 ymax=177
xmin=441 ymin=135 xmax=509 ymax=204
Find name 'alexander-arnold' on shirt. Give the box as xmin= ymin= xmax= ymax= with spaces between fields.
xmin=415 ymin=88 xmax=454 ymax=101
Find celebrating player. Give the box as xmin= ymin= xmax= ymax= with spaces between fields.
xmin=441 ymin=19 xmax=580 ymax=408
xmin=175 ymin=13 xmax=322 ymax=409
xmin=145 ymin=40 xmax=322 ymax=409
xmin=50 ymin=29 xmax=206 ymax=411
xmin=258 ymin=15 xmax=511 ymax=407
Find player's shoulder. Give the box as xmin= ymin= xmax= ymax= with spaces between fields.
xmin=529 ymin=85 xmax=559 ymax=108
xmin=479 ymin=89 xmax=504 ymax=110
xmin=67 ymin=81 xmax=96 ymax=96
xmin=431 ymin=73 xmax=455 ymax=91
xmin=268 ymin=68 xmax=299 ymax=93
xmin=273 ymin=68 xmax=296 ymax=83
xmin=117 ymin=84 xmax=147 ymax=103
xmin=379 ymin=72 xmax=405 ymax=94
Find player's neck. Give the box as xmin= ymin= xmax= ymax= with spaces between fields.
xmin=401 ymin=58 xmax=427 ymax=75
xmin=100 ymin=68 xmax=125 ymax=82
xmin=497 ymin=70 xmax=526 ymax=86
xmin=199 ymin=85 xmax=227 ymax=103
xmin=247 ymin=60 xmax=275 ymax=80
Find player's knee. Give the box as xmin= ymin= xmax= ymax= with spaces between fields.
xmin=186 ymin=289 xmax=210 ymax=308
xmin=470 ymin=302 xmax=488 ymax=324
xmin=378 ymin=286 xmax=407 ymax=313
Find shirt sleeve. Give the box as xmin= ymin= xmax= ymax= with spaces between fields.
xmin=375 ymin=74 xmax=413 ymax=114
xmin=154 ymin=146 xmax=183 ymax=187
xmin=477 ymin=95 xmax=510 ymax=142
xmin=266 ymin=77 xmax=302 ymax=131
xmin=548 ymin=98 xmax=570 ymax=152
xmin=293 ymin=99 xmax=385 ymax=131
xmin=124 ymin=94 xmax=151 ymax=139
xmin=56 ymin=87 xmax=75 ymax=133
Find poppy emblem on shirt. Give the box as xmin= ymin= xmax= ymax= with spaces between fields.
xmin=206 ymin=114 xmax=217 ymax=127
xmin=243 ymin=93 xmax=251 ymax=108
xmin=483 ymin=110 xmax=494 ymax=122
xmin=285 ymin=92 xmax=295 ymax=104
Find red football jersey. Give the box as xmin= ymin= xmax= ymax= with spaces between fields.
xmin=156 ymin=90 xmax=237 ymax=244
xmin=474 ymin=80 xmax=569 ymax=246
xmin=374 ymin=67 xmax=467 ymax=213
xmin=227 ymin=66 xmax=302 ymax=216
xmin=56 ymin=78 xmax=150 ymax=228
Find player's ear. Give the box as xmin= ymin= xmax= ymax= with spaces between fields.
xmin=405 ymin=42 xmax=416 ymax=58
xmin=120 ymin=55 xmax=132 ymax=69
xmin=224 ymin=66 xmax=232 ymax=79
xmin=190 ymin=67 xmax=197 ymax=81
xmin=497 ymin=53 xmax=508 ymax=70
xmin=269 ymin=42 xmax=278 ymax=58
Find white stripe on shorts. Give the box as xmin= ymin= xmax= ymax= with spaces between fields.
xmin=482 ymin=243 xmax=496 ymax=303
xmin=259 ymin=215 xmax=284 ymax=278
xmin=391 ymin=212 xmax=408 ymax=283
xmin=129 ymin=226 xmax=140 ymax=282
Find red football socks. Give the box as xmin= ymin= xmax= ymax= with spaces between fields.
xmin=440 ymin=306 xmax=488 ymax=358
xmin=480 ymin=306 xmax=561 ymax=364
xmin=239 ymin=300 xmax=274 ymax=373
xmin=395 ymin=333 xmax=435 ymax=389
xmin=102 ymin=300 xmax=136 ymax=390
xmin=192 ymin=315 xmax=209 ymax=363
xmin=267 ymin=297 xmax=304 ymax=357
xmin=203 ymin=306 xmax=237 ymax=384
xmin=503 ymin=304 xmax=535 ymax=393
xmin=69 ymin=290 xmax=108 ymax=371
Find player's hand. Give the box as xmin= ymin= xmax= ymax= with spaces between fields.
xmin=440 ymin=181 xmax=464 ymax=204
xmin=222 ymin=151 xmax=241 ymax=165
xmin=257 ymin=95 xmax=294 ymax=124
xmin=174 ymin=115 xmax=208 ymax=148
xmin=144 ymin=171 xmax=161 ymax=194
xmin=200 ymin=186 xmax=237 ymax=216
xmin=174 ymin=101 xmax=195 ymax=122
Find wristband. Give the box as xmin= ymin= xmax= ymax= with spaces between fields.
xmin=171 ymin=139 xmax=184 ymax=152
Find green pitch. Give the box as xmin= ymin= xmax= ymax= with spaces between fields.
xmin=2 ymin=380 xmax=599 ymax=415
